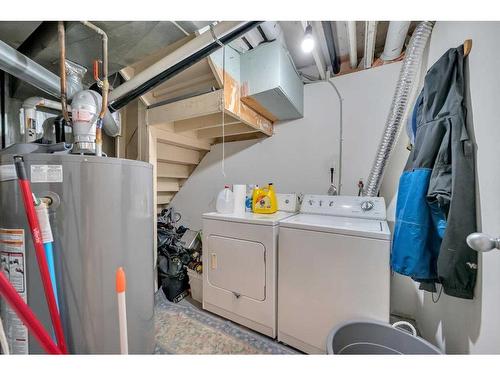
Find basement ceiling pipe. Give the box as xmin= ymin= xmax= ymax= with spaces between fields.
xmin=365 ymin=21 xmax=434 ymax=197
xmin=0 ymin=40 xmax=75 ymax=99
xmin=380 ymin=21 xmax=411 ymax=61
xmin=346 ymin=21 xmax=358 ymax=69
xmin=108 ymin=21 xmax=262 ymax=112
xmin=363 ymin=21 xmax=378 ymax=69
xmin=321 ymin=21 xmax=341 ymax=74
xmin=0 ymin=39 xmax=119 ymax=139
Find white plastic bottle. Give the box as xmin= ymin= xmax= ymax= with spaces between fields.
xmin=216 ymin=185 xmax=235 ymax=214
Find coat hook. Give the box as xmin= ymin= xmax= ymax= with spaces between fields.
xmin=464 ymin=39 xmax=472 ymax=57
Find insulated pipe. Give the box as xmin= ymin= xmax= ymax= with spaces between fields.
xmin=81 ymin=21 xmax=109 ymax=157
xmin=58 ymin=22 xmax=70 ymax=124
xmin=13 ymin=156 xmax=68 ymax=353
xmin=365 ymin=21 xmax=434 ymax=197
xmin=108 ymin=21 xmax=262 ymax=112
xmin=363 ymin=21 xmax=378 ymax=69
xmin=22 ymin=97 xmax=67 ymax=143
xmin=380 ymin=21 xmax=411 ymax=61
xmin=0 ymin=271 xmax=61 ymax=354
xmin=346 ymin=21 xmax=358 ymax=69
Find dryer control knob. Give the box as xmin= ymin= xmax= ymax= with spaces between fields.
xmin=361 ymin=200 xmax=375 ymax=212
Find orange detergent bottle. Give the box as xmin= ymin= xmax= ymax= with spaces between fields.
xmin=252 ymin=183 xmax=278 ymax=214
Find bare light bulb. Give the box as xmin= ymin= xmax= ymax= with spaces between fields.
xmin=301 ymin=24 xmax=315 ymax=53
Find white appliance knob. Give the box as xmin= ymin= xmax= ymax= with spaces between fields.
xmin=361 ymin=200 xmax=375 ymax=211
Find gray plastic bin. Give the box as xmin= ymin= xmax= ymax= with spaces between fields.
xmin=327 ymin=320 xmax=441 ymax=354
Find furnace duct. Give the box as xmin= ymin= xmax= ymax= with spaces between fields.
xmin=365 ymin=21 xmax=434 ymax=197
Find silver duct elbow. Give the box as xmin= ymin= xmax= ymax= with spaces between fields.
xmin=364 ymin=21 xmax=434 ymax=197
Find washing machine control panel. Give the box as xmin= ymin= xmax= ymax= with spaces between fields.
xmin=300 ymin=195 xmax=386 ymax=220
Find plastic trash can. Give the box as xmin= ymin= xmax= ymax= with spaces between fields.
xmin=327 ymin=320 xmax=441 ymax=354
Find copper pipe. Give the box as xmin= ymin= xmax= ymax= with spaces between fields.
xmin=58 ymin=21 xmax=70 ymax=124
xmin=81 ymin=21 xmax=108 ymax=156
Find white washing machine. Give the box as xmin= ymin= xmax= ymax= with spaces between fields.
xmin=202 ymin=211 xmax=297 ymax=337
xmin=278 ymin=195 xmax=391 ymax=354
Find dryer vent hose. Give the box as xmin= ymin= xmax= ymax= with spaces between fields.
xmin=365 ymin=21 xmax=434 ymax=197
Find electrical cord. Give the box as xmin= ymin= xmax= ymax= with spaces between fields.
xmin=210 ymin=25 xmax=227 ymax=178
xmin=303 ymin=74 xmax=344 ymax=194
xmin=432 ymin=284 xmax=443 ymax=303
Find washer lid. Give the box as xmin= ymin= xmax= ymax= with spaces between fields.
xmin=203 ymin=211 xmax=297 ymax=226
xmin=279 ymin=214 xmax=391 ymax=240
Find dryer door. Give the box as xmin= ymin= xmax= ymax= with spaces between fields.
xmin=207 ymin=235 xmax=266 ymax=301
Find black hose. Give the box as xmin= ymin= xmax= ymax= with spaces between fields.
xmin=321 ymin=22 xmax=341 ymax=75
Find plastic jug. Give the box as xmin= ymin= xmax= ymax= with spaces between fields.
xmin=252 ymin=183 xmax=278 ymax=214
xmin=216 ymin=185 xmax=234 ymax=214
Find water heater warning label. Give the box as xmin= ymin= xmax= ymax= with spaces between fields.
xmin=31 ymin=164 xmax=63 ymax=183
xmin=0 ymin=228 xmax=28 ymax=354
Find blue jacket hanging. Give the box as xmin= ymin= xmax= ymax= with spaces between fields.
xmin=391 ymin=44 xmax=477 ymax=299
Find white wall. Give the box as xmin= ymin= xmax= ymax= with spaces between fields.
xmin=404 ymin=21 xmax=500 ymax=354
xmin=172 ymin=62 xmax=403 ymax=230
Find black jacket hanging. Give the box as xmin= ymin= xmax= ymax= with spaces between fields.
xmin=392 ymin=44 xmax=478 ymax=299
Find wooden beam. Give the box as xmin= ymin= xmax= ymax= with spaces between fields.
xmin=174 ymin=112 xmax=240 ymax=133
xmin=197 ymin=123 xmax=260 ymax=139
xmin=157 ymin=143 xmax=201 ymax=165
xmin=152 ymin=126 xmax=211 ymax=151
xmin=147 ymin=90 xmax=222 ymax=125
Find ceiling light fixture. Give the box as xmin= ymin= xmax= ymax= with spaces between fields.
xmin=301 ymin=23 xmax=315 ymax=53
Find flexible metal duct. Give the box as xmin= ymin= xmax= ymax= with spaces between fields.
xmin=365 ymin=21 xmax=434 ymax=197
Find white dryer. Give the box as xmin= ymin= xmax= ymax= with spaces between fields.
xmin=202 ymin=211 xmax=297 ymax=337
xmin=278 ymin=195 xmax=391 ymax=353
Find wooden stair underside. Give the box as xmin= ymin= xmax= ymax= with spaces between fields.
xmin=118 ymin=33 xmax=276 ymax=211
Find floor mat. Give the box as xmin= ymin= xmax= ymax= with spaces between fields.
xmin=154 ymin=291 xmax=297 ymax=354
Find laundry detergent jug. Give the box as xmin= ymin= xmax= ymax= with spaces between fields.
xmin=252 ymin=183 xmax=278 ymax=214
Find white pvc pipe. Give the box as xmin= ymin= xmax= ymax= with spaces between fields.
xmin=346 ymin=21 xmax=358 ymax=69
xmin=363 ymin=21 xmax=378 ymax=69
xmin=381 ymin=21 xmax=411 ymax=61
xmin=0 ymin=315 xmax=9 ymax=355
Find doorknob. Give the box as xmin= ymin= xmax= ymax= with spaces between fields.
xmin=466 ymin=232 xmax=500 ymax=252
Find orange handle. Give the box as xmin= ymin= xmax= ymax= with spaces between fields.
xmin=116 ymin=267 xmax=126 ymax=293
xmin=93 ymin=60 xmax=101 ymax=82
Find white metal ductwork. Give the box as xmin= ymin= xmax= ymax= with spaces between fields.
xmin=0 ymin=40 xmax=78 ymax=99
xmin=380 ymin=21 xmax=411 ymax=62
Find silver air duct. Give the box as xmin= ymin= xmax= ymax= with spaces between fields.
xmin=365 ymin=21 xmax=434 ymax=197
xmin=0 ymin=40 xmax=78 ymax=99
xmin=0 ymin=39 xmax=119 ymax=141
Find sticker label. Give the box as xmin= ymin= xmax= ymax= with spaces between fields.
xmin=30 ymin=165 xmax=63 ymax=183
xmin=0 ymin=228 xmax=28 ymax=354
xmin=0 ymin=164 xmax=17 ymax=182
